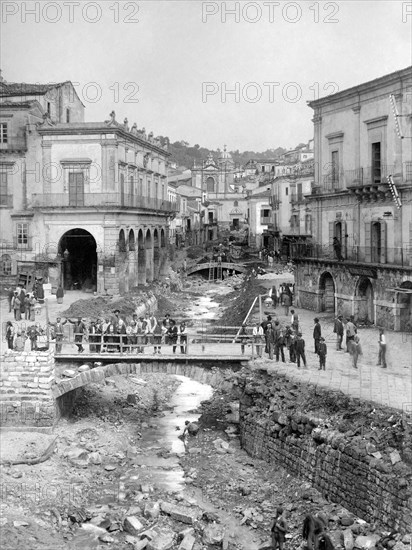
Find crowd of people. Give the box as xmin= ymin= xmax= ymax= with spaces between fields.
xmin=44 ymin=311 xmax=189 ymax=355
xmin=238 ymin=305 xmax=385 ymax=371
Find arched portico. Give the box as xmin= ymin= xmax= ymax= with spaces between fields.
xmin=318 ymin=271 xmax=335 ymax=313
xmin=128 ymin=228 xmax=137 ymax=289
xmin=59 ymin=228 xmax=97 ymax=291
xmin=355 ymin=277 xmax=375 ymax=324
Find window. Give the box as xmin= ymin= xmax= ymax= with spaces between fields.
xmin=297 ymin=183 xmax=303 ymax=201
xmin=331 ymin=150 xmax=339 ymax=185
xmin=1 ymin=254 xmax=12 ymax=275
xmin=206 ymin=177 xmax=215 ymax=193
xmin=0 ymin=172 xmax=8 ymax=205
xmin=0 ymin=123 xmax=8 ymax=144
xmin=234 ymin=200 xmax=238 ymax=207
xmin=285 ymin=188 xmax=288 ymax=196
xmin=66 ymin=109 xmax=70 ymax=123
xmin=372 ymin=142 xmax=381 ymax=183
xmin=17 ymin=223 xmax=28 ymax=245
xmin=208 ymin=211 xmax=214 ymax=223
xmin=262 ymin=166 xmax=265 ymax=173
xmin=47 ymin=102 xmax=51 ymax=115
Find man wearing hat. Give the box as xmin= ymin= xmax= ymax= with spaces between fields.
xmin=313 ymin=318 xmax=321 ymax=355
xmin=333 ymin=314 xmax=344 ymax=351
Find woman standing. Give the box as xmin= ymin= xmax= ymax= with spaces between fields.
xmin=6 ymin=322 xmax=15 ymax=349
xmin=12 ymin=292 xmax=21 ymax=321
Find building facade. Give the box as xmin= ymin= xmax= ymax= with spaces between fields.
xmin=293 ymin=67 xmax=412 ymax=331
xmin=0 ymin=79 xmax=176 ymax=295
xmin=191 ymin=148 xmax=249 ymax=242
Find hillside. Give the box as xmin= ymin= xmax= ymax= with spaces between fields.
xmin=157 ymin=136 xmax=289 ymax=169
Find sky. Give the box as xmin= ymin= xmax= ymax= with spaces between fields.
xmin=2 ymin=0 xmax=411 ymax=151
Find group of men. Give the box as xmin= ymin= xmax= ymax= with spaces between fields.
xmin=48 ymin=311 xmax=188 ymax=355
xmin=248 ymin=309 xmax=310 ymax=369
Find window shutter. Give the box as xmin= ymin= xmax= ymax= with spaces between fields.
xmin=365 ymin=223 xmax=371 ymax=262
xmin=380 ymin=221 xmax=387 ymax=264
xmin=342 ymin=220 xmax=347 ymax=259
xmin=329 ymin=222 xmax=334 ymax=256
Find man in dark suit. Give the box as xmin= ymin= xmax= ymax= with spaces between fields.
xmin=313 ymin=318 xmax=321 ymax=355
xmin=333 ymin=315 xmax=344 ymax=351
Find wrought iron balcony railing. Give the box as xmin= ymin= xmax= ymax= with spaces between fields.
xmin=12 ymin=236 xmax=33 ymax=250
xmin=31 ymin=193 xmax=178 ymax=212
xmin=345 ymin=165 xmax=397 ymax=188
xmin=291 ymin=242 xmax=411 ymax=267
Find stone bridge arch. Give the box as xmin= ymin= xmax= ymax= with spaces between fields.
xmin=52 ymin=361 xmax=242 ymax=402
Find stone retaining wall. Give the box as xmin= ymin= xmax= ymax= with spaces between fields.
xmin=239 ymin=374 xmax=412 ymax=533
xmin=0 ymin=349 xmax=56 ymax=427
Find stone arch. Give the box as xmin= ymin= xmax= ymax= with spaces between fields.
xmin=58 ymin=228 xmax=97 ymax=291
xmin=160 ymin=228 xmax=166 ymax=248
xmin=145 ymin=229 xmax=154 ymax=282
xmin=137 ymin=229 xmax=146 ymax=285
xmin=118 ymin=229 xmax=127 ymax=253
xmin=355 ymin=277 xmax=375 ymax=324
xmin=398 ymin=281 xmax=412 ymax=332
xmin=153 ymin=228 xmax=160 ymax=280
xmin=128 ymin=229 xmax=135 ymax=251
xmin=318 ymin=271 xmax=335 ymax=313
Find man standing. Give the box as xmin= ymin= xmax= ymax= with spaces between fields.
xmin=333 ymin=314 xmax=344 ymax=351
xmin=377 ymin=329 xmax=387 ymax=368
xmin=333 ymin=237 xmax=343 ymax=261
xmin=265 ymin=322 xmax=276 ymax=360
xmin=50 ymin=317 xmax=67 ymax=354
xmin=68 ymin=317 xmax=87 ymax=353
xmin=313 ymin=318 xmax=321 ymax=355
xmin=270 ymin=507 xmax=288 ymax=550
xmin=345 ymin=315 xmax=357 ymax=353
xmin=294 ymin=332 xmax=307 ymax=368
xmin=274 ymin=321 xmax=285 ymax=363
xmin=318 ymin=337 xmax=327 ymax=370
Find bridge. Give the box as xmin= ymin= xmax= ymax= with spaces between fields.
xmin=0 ymin=343 xmax=255 ymax=429
xmin=187 ymin=261 xmax=247 ymax=277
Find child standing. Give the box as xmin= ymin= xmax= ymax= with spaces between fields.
xmin=270 ymin=507 xmax=288 ymax=550
xmin=318 ymin=337 xmax=327 ymax=370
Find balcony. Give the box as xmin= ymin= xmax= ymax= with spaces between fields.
xmin=260 ymin=216 xmax=272 ymax=225
xmin=345 ymin=165 xmax=398 ymax=188
xmin=290 ymin=193 xmax=305 ymax=205
xmin=0 ymin=137 xmax=27 ymax=152
xmin=291 ymin=243 xmax=411 ymax=268
xmin=322 ymin=170 xmax=345 ymax=193
xmin=0 ymin=194 xmax=13 ymax=207
xmin=31 ymin=193 xmax=178 ymax=213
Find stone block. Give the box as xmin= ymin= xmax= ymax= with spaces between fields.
xmin=123 ymin=516 xmax=144 ymax=536
xmin=178 ymin=533 xmax=195 ymax=550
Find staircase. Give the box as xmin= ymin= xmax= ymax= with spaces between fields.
xmin=208 ymin=261 xmax=214 ymax=282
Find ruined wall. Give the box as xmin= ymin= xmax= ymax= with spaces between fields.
xmin=239 ymin=375 xmax=412 ymax=533
xmin=0 ymin=349 xmax=56 ymax=427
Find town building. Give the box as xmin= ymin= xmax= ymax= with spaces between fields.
xmin=293 ymin=66 xmax=412 ymax=331
xmin=191 ymin=148 xmax=248 ymax=243
xmin=0 ymin=78 xmax=176 ymax=295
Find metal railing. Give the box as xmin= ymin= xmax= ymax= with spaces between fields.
xmin=345 ymin=165 xmax=397 ymax=187
xmin=12 ymin=236 xmax=33 ymax=250
xmin=291 ymin=243 xmax=412 ymax=267
xmin=31 ymin=193 xmax=179 ymax=212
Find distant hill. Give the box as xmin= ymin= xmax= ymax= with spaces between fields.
xmin=156 ymin=136 xmax=289 ymax=169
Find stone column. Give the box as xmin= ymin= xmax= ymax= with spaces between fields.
xmin=153 ymin=246 xmax=160 ymax=280
xmin=146 ymin=244 xmax=154 ymax=282
xmin=138 ymin=246 xmax=146 ymax=285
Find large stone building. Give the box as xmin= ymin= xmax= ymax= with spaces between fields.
xmin=0 ymin=78 xmax=176 ymax=295
xmin=293 ymin=67 xmax=412 ymax=331
xmin=191 ymin=148 xmax=249 ymax=242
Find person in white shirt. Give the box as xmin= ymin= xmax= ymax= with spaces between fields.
xmin=252 ymin=322 xmax=265 ymax=357
xmin=377 ymin=328 xmax=387 ymax=368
